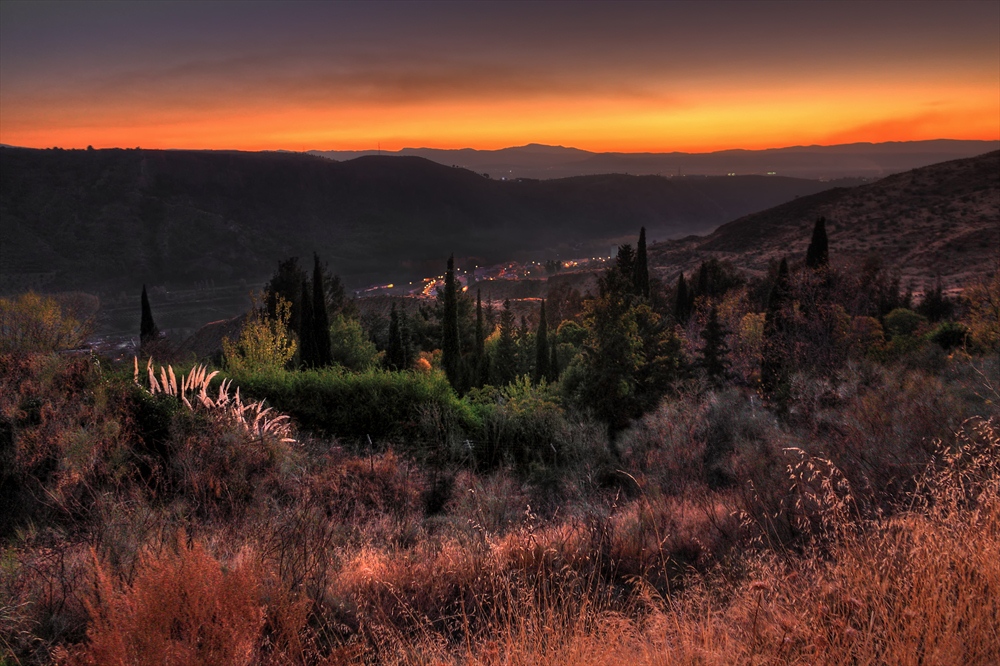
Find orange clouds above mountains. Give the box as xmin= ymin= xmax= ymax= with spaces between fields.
xmin=1 ymin=1 xmax=997 ymax=152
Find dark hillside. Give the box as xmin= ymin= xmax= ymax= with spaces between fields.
xmin=1 ymin=147 xmax=854 ymax=296
xmin=649 ymin=150 xmax=1000 ymax=291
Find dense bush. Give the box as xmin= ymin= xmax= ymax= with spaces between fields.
xmin=466 ymin=377 xmax=568 ymax=468
xmin=228 ymin=366 xmax=478 ymax=446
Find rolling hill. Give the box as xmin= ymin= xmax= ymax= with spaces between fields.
xmin=647 ymin=150 xmax=1000 ymax=292
xmin=0 ymin=147 xmax=856 ymax=296
xmin=311 ymin=139 xmax=1000 ymax=180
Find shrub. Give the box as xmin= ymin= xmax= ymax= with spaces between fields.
xmin=467 ymin=377 xmax=567 ymax=468
xmin=883 ymin=307 xmax=927 ymax=338
xmin=962 ymin=272 xmax=1000 ymax=351
xmin=927 ymin=321 xmax=969 ymax=350
xmin=222 ymin=293 xmax=297 ymax=374
xmin=0 ymin=292 xmax=91 ymax=352
xmin=64 ymin=538 xmax=268 ymax=665
xmin=328 ymin=314 xmax=381 ymax=371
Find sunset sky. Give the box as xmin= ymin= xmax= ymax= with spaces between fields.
xmin=1 ymin=1 xmax=997 ymax=153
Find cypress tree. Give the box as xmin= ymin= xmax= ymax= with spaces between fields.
xmin=474 ymin=289 xmax=486 ymax=387
xmin=674 ymin=273 xmax=690 ymax=324
xmin=265 ymin=257 xmax=307 ymax=333
xmin=614 ymin=244 xmax=636 ymax=299
xmin=550 ymin=335 xmax=560 ymax=380
xmin=398 ymin=306 xmax=414 ymax=369
xmin=761 ymin=258 xmax=791 ymax=395
xmin=633 ymin=227 xmax=650 ymax=298
xmin=312 ymin=254 xmax=332 ymax=367
xmin=699 ymin=304 xmax=731 ymax=387
xmin=696 ymin=261 xmax=709 ymax=298
xmin=494 ymin=299 xmax=517 ymax=386
xmin=140 ymin=285 xmax=158 ymax=346
xmin=534 ymin=300 xmax=550 ymax=384
xmin=386 ymin=303 xmax=404 ymax=370
xmin=805 ymin=217 xmax=829 ymax=269
xmin=298 ymin=279 xmax=316 ymax=368
xmin=442 ymin=255 xmax=461 ymax=387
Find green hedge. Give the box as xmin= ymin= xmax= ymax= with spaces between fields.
xmin=226 ymin=367 xmax=478 ymax=444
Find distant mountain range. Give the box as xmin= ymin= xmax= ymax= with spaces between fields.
xmin=647 ymin=151 xmax=1000 ymax=292
xmin=309 ymin=140 xmax=999 ymax=180
xmin=0 ymin=147 xmax=857 ymax=296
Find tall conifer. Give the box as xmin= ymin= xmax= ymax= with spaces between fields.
xmin=699 ymin=304 xmax=731 ymax=386
xmin=634 ymin=227 xmax=650 ymax=298
xmin=674 ymin=273 xmax=690 ymax=324
xmin=140 ymin=285 xmax=158 ymax=346
xmin=312 ymin=253 xmax=332 ymax=367
xmin=534 ymin=300 xmax=550 ymax=383
xmin=386 ymin=303 xmax=404 ymax=370
xmin=761 ymin=258 xmax=791 ymax=395
xmin=298 ymin=279 xmax=316 ymax=368
xmin=398 ymin=306 xmax=413 ymax=369
xmin=494 ymin=299 xmax=517 ymax=386
xmin=697 ymin=261 xmax=709 ymax=298
xmin=805 ymin=217 xmax=829 ymax=269
xmin=474 ymin=289 xmax=486 ymax=387
xmin=550 ymin=336 xmax=560 ymax=380
xmin=442 ymin=255 xmax=461 ymax=387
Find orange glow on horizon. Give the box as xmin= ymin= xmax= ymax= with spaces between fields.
xmin=2 ymin=68 xmax=997 ymax=153
xmin=3 ymin=2 xmax=997 ymax=154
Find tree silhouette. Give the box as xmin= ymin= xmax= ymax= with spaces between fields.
xmin=140 ymin=285 xmax=158 ymax=346
xmin=385 ymin=303 xmax=406 ymax=370
xmin=441 ymin=255 xmax=461 ymax=388
xmin=534 ymin=299 xmax=550 ymax=384
xmin=761 ymin=257 xmax=791 ymax=395
xmin=550 ymin=335 xmax=560 ymax=380
xmin=674 ymin=272 xmax=691 ymax=324
xmin=917 ymin=277 xmax=954 ymax=323
xmin=298 ymin=279 xmax=317 ymax=367
xmin=805 ymin=216 xmax=829 ymax=269
xmin=265 ymin=257 xmax=308 ymax=333
xmin=312 ymin=253 xmax=332 ymax=367
xmin=493 ymin=299 xmax=517 ymax=387
xmin=699 ymin=304 xmax=731 ymax=386
xmin=474 ymin=289 xmax=488 ymax=387
xmin=633 ymin=226 xmax=650 ymax=298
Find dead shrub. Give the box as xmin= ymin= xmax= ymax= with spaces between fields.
xmin=61 ymin=536 xmax=267 ymax=666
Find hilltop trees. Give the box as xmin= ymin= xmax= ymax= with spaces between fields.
xmin=569 ymin=233 xmax=685 ymax=439
xmin=263 ymin=254 xmax=354 ymax=369
xmin=918 ymin=278 xmax=954 ymax=323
